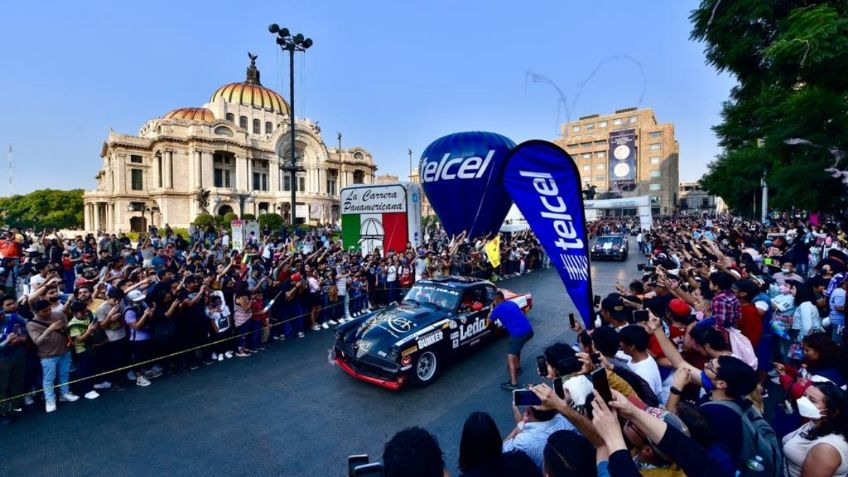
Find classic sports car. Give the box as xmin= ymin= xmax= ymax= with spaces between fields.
xmin=590 ymin=234 xmax=629 ymax=262
xmin=333 ymin=276 xmax=532 ymax=390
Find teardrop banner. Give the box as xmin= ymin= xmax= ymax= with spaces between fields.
xmin=502 ymin=140 xmax=594 ymax=327
xmin=419 ymin=131 xmax=515 ymax=238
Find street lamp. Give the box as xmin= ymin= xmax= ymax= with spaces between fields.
xmin=269 ymin=23 xmax=313 ymax=226
xmin=232 ymin=191 xmax=255 ymax=217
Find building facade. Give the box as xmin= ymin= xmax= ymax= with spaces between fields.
xmin=554 ymin=107 xmax=679 ymax=215
xmin=84 ymin=55 xmax=377 ymax=232
xmin=407 ymin=170 xmax=434 ymax=217
xmin=678 ymin=181 xmax=716 ymax=211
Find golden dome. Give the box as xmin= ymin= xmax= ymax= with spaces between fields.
xmin=210 ymin=82 xmax=289 ymax=116
xmin=163 ymin=107 xmax=216 ymax=122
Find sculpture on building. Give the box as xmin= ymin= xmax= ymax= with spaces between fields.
xmin=246 ymin=52 xmax=260 ymax=84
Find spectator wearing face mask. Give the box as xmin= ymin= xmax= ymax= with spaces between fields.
xmin=783 ymin=382 xmax=848 ymax=477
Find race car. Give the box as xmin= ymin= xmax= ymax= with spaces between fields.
xmin=590 ymin=234 xmax=629 ymax=262
xmin=333 ymin=276 xmax=532 ymax=390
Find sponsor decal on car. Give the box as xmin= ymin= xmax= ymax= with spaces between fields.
xmin=401 ymin=345 xmax=418 ymax=357
xmin=511 ymin=295 xmax=528 ymax=309
xmin=459 ymin=318 xmax=488 ymax=341
xmin=417 ymin=330 xmax=443 ymax=350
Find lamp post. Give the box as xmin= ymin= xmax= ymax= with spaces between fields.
xmin=269 ymin=24 xmax=313 ymax=227
xmin=232 ymin=191 xmax=255 ymax=218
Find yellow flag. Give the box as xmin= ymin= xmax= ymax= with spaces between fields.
xmin=484 ymin=235 xmax=501 ymax=268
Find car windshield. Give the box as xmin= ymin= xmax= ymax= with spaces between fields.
xmin=404 ymin=284 xmax=461 ymax=310
xmin=597 ymin=237 xmax=622 ymax=246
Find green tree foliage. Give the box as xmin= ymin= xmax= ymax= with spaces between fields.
xmin=219 ymin=212 xmax=238 ymax=228
xmin=258 ymin=213 xmax=284 ymax=231
xmin=241 ymin=213 xmax=256 ymax=221
xmin=0 ymin=189 xmax=84 ymax=229
xmin=691 ymin=1 xmax=848 ymax=214
xmin=192 ymin=213 xmax=216 ymax=229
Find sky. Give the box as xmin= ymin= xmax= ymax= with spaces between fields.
xmin=0 ymin=0 xmax=735 ymax=195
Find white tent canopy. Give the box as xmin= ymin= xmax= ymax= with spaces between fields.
xmin=501 ymin=196 xmax=653 ymax=233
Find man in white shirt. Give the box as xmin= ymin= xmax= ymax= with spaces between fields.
xmin=619 ymin=324 xmax=665 ymax=403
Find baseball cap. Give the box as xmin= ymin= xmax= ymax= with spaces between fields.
xmin=126 ymin=290 xmax=146 ymax=302
xmin=667 ymin=298 xmax=691 ymax=319
xmin=601 ymin=294 xmax=632 ymax=322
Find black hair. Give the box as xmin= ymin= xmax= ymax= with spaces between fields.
xmin=675 ymin=402 xmax=715 ymax=449
xmin=543 ymin=430 xmax=597 ymax=477
xmin=793 ymin=282 xmax=817 ymax=307
xmin=732 ymin=279 xmax=759 ymax=302
xmin=592 ymin=326 xmax=620 ymax=357
xmin=803 ymin=383 xmax=848 ymax=441
xmin=716 ymin=355 xmax=757 ymax=398
xmin=107 ymin=288 xmax=125 ymax=300
xmin=544 ymin=343 xmax=577 ymax=376
xmin=709 ymin=271 xmax=736 ymax=291
xmin=619 ymin=325 xmax=649 ymax=352
xmin=690 ymin=325 xmax=728 ymax=351
xmin=382 ymin=427 xmax=445 ymax=477
xmin=802 ymin=332 xmax=848 ymax=378
xmin=457 ymin=412 xmax=502 ymax=474
xmin=494 ymin=291 xmax=505 ymax=300
xmin=628 ymin=280 xmax=645 ymax=294
xmin=528 ymin=406 xmax=558 ymax=422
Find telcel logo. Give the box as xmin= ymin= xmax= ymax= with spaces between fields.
xmin=421 ymin=150 xmax=495 ymax=182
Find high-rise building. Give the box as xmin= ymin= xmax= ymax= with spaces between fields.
xmin=408 ymin=170 xmax=434 ymax=217
xmin=554 ymin=107 xmax=679 ymax=215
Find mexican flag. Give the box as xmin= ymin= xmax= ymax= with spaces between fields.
xmin=342 ymin=212 xmax=408 ymax=254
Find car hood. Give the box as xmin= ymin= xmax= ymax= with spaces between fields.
xmin=346 ymin=303 xmax=447 ymax=348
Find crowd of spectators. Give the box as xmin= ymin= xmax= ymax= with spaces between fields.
xmin=0 ymin=222 xmax=549 ymax=426
xmin=367 ymin=214 xmax=848 ymax=477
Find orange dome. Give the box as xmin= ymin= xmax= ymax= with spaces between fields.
xmin=210 ymin=82 xmax=289 ymax=116
xmin=163 ymin=107 xmax=216 ymax=122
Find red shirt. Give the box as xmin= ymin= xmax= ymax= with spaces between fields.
xmin=648 ymin=324 xmax=687 ymax=360
xmin=250 ymin=297 xmax=268 ymax=321
xmin=738 ymin=303 xmax=762 ymax=348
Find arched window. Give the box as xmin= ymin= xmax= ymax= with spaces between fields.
xmin=253 ymin=119 xmax=260 ymax=134
xmin=239 ymin=116 xmax=248 ymax=129
xmin=225 ymin=113 xmax=234 ymax=122
xmin=265 ymin=122 xmax=273 ymax=134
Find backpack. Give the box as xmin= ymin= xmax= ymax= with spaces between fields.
xmin=702 ymin=400 xmax=783 ymax=477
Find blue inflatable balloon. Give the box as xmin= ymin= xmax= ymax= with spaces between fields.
xmin=419 ymin=131 xmax=515 ymax=238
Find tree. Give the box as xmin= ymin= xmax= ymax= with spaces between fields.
xmin=194 ymin=187 xmax=211 ymax=215
xmin=0 ymin=189 xmax=84 ymax=230
xmin=193 ymin=213 xmax=216 ymax=229
xmin=258 ymin=213 xmax=284 ymax=232
xmin=690 ymin=1 xmax=848 ymax=214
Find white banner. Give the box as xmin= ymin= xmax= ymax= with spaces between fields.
xmin=339 ymin=184 xmax=408 ymax=214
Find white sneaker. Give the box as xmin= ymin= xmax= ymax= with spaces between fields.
xmin=224 ymin=351 xmax=234 ymax=359
xmin=24 ymin=395 xmax=35 ymax=406
xmin=321 ymin=322 xmax=330 ymax=329
xmin=84 ymin=390 xmax=100 ymax=400
xmin=211 ymin=352 xmax=218 ymax=360
xmin=327 ymin=319 xmax=338 ymax=326
xmin=59 ymin=393 xmax=80 ymax=402
xmin=217 ymin=354 xmax=224 ymax=362
xmin=93 ymin=381 xmax=112 ymax=390
xmin=311 ymin=325 xmax=321 ymax=331
xmin=45 ymin=401 xmax=56 ymax=413
xmin=136 ymin=376 xmax=151 ymax=387
xmin=297 ymin=332 xmax=305 ymax=338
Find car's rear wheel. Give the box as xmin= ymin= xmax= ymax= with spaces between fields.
xmin=410 ymin=350 xmax=440 ymax=386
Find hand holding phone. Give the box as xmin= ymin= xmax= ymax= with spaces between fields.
xmin=536 ymin=356 xmax=548 ymax=377
xmin=591 ymin=368 xmax=613 ymax=404
xmin=633 ymin=309 xmax=649 ymax=323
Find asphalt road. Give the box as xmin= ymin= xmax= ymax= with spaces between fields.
xmin=5 ymin=236 xmax=646 ymax=477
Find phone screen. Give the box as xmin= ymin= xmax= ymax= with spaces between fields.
xmin=553 ymin=377 xmax=565 ymax=399
xmin=352 ymin=463 xmax=383 ymax=477
xmin=593 ymin=295 xmax=601 ymax=306
xmin=348 ymin=455 xmax=369 ymax=477
xmin=568 ymin=313 xmax=576 ymax=328
xmin=591 ymin=368 xmax=613 ymax=404
xmin=513 ymin=389 xmax=542 ymax=407
xmin=536 ymin=356 xmax=547 ymax=377
xmin=633 ymin=310 xmax=649 ymax=323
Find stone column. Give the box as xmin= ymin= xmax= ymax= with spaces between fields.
xmin=270 ymin=158 xmax=280 ymax=193
xmin=168 ymin=151 xmax=175 ymax=189
xmin=93 ymin=204 xmax=100 ymax=232
xmin=246 ymin=157 xmax=254 ymax=192
xmin=200 ymin=151 xmax=213 ymax=189
xmin=235 ymin=154 xmax=244 ymax=190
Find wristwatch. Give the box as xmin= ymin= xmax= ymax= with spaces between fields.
xmin=670 ymin=386 xmax=682 ymax=396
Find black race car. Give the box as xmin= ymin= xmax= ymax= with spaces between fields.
xmin=333 ymin=276 xmax=532 ymax=390
xmin=590 ymin=234 xmax=629 ymax=261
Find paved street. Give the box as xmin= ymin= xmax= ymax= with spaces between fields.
xmin=5 ymin=238 xmax=644 ymax=477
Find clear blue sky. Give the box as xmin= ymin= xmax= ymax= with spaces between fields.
xmin=0 ymin=0 xmax=734 ymax=194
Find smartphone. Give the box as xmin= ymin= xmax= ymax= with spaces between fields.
xmin=513 ymin=389 xmax=542 ymax=406
xmin=568 ymin=313 xmax=576 ymax=328
xmin=553 ymin=376 xmax=565 ymax=399
xmin=633 ymin=309 xmax=649 ymax=323
xmin=591 ymin=368 xmax=613 ymax=404
xmin=352 ymin=463 xmax=383 ymax=477
xmin=590 ymin=352 xmax=601 ymax=365
xmin=593 ymin=295 xmax=601 ymax=306
xmin=348 ymin=455 xmax=370 ymax=477
xmin=536 ymin=355 xmax=547 ymax=377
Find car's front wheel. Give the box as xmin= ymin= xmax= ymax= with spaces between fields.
xmin=410 ymin=350 xmax=440 ymax=386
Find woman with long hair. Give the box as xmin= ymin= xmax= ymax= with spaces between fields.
xmin=783 ymin=382 xmax=848 ymax=476
xmin=457 ymin=411 xmax=540 ymax=477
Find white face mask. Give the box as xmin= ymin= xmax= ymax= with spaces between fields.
xmin=797 ymin=396 xmax=823 ymax=419
xmin=781 ymin=268 xmax=790 ymax=274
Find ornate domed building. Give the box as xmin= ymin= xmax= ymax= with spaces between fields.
xmin=84 ymin=53 xmax=377 ymax=232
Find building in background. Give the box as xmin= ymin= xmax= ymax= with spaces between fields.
xmin=555 ymin=107 xmax=679 ymax=215
xmin=678 ymin=181 xmax=716 ymax=212
xmin=83 ymin=54 xmax=377 ymax=232
xmin=375 ymin=174 xmax=399 ymax=184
